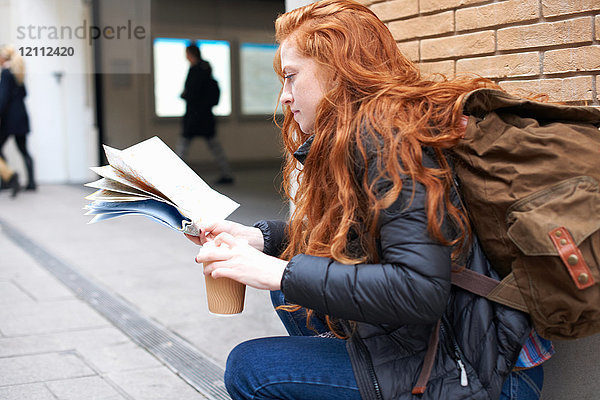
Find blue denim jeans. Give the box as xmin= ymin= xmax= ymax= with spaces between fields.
xmin=224 ymin=290 xmax=542 ymax=400
xmin=224 ymin=290 xmax=361 ymax=399
xmin=499 ymin=364 xmax=544 ymax=400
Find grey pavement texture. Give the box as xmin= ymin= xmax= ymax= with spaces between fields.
xmin=1 ymin=166 xmax=599 ymax=399
xmin=0 ymin=167 xmax=288 ymax=400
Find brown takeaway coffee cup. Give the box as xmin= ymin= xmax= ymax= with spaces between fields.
xmin=204 ymin=266 xmax=246 ymax=315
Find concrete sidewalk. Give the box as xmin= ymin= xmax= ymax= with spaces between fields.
xmin=0 ymin=168 xmax=288 ymax=400
xmin=1 ymin=167 xmax=599 ymax=399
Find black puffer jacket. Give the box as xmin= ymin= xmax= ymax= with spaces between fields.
xmin=255 ymin=140 xmax=530 ymax=399
xmin=0 ymin=68 xmax=30 ymax=137
xmin=181 ymin=60 xmax=215 ymax=139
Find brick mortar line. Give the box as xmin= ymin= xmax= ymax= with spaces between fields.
xmin=383 ymin=0 xmax=497 ymax=20
xmin=416 ymin=45 xmax=600 ymax=64
xmin=495 ymin=73 xmax=599 ymax=82
xmin=382 ymin=4 xmax=597 ymax=25
xmin=389 ymin=10 xmax=599 ymax=42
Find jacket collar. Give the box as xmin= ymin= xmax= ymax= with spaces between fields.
xmin=293 ymin=135 xmax=314 ymax=165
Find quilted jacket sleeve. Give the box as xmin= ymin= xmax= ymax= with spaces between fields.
xmin=253 ymin=219 xmax=289 ymax=257
xmin=280 ymin=156 xmax=452 ymax=328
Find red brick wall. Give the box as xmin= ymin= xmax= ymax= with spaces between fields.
xmin=357 ymin=0 xmax=600 ymax=104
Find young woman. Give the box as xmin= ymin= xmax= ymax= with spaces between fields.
xmin=187 ymin=1 xmax=548 ymax=398
xmin=0 ymin=45 xmax=36 ymax=191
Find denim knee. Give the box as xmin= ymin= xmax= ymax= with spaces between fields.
xmin=224 ymin=340 xmax=260 ymax=400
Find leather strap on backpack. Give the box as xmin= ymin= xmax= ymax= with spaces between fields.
xmin=450 ymin=225 xmax=597 ymax=315
xmin=451 ymin=269 xmax=529 ymax=313
xmin=548 ymin=226 xmax=595 ymax=290
xmin=412 ymin=319 xmax=441 ymax=395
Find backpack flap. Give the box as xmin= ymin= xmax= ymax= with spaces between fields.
xmin=462 ymin=88 xmax=600 ymax=125
xmin=506 ymin=176 xmax=600 ymax=340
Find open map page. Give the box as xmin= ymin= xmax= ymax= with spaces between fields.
xmin=84 ymin=136 xmax=240 ymax=235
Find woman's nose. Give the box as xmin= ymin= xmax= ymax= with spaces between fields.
xmin=280 ymin=88 xmax=292 ymax=106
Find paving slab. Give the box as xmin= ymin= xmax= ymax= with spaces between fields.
xmin=14 ymin=272 xmax=75 ymax=301
xmin=0 ymin=351 xmax=95 ymax=386
xmin=0 ymin=230 xmax=46 ymax=279
xmin=0 ymin=281 xmax=34 ymax=305
xmin=0 ymin=327 xmax=130 ymax=358
xmin=0 ymin=382 xmax=57 ymax=400
xmin=75 ymin=339 xmax=163 ymax=374
xmin=0 ymin=299 xmax=110 ymax=337
xmin=46 ymin=376 xmax=129 ymax=400
xmin=107 ymin=367 xmax=208 ymax=400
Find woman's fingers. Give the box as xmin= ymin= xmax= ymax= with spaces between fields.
xmin=184 ymin=233 xmax=203 ymax=245
xmin=213 ymin=231 xmax=248 ymax=248
xmin=210 ymin=266 xmax=235 ymax=280
xmin=195 ymin=242 xmax=232 ymax=264
xmin=197 ymin=219 xmax=218 ymax=237
xmin=213 ymin=232 xmax=234 ymax=247
xmin=194 ymin=236 xmax=286 ymax=290
xmin=185 ymin=219 xmax=213 ymax=245
xmin=202 ymin=259 xmax=232 ymax=276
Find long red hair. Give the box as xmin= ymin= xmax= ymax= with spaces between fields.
xmin=273 ymin=0 xmax=500 ymax=333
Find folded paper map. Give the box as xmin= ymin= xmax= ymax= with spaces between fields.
xmin=83 ymin=136 xmax=240 ymax=235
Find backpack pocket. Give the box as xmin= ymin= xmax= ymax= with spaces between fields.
xmin=505 ymin=176 xmax=600 ymax=339
xmin=506 ymin=176 xmax=600 ymax=255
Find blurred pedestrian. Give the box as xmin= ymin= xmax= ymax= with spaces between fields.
xmin=177 ymin=42 xmax=234 ymax=185
xmin=0 ymin=155 xmax=20 ymax=197
xmin=0 ymin=45 xmax=36 ymax=191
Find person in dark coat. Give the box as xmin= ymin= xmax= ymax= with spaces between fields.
xmin=177 ymin=43 xmax=234 ymax=185
xmin=0 ymin=45 xmax=36 ymax=191
xmin=186 ymin=1 xmax=543 ymax=399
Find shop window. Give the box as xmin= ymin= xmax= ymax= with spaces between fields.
xmin=153 ymin=37 xmax=231 ymax=117
xmin=240 ymin=42 xmax=281 ymax=115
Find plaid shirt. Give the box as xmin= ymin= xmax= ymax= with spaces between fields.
xmin=514 ymin=330 xmax=555 ymax=369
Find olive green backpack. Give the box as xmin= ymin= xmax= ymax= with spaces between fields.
xmin=449 ymin=88 xmax=600 ymax=340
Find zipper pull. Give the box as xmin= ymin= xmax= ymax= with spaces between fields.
xmin=457 ymin=359 xmax=468 ymax=387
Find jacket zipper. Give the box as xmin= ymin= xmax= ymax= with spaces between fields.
xmin=348 ymin=334 xmax=384 ymax=400
xmin=366 ymin=350 xmax=384 ymax=400
xmin=441 ymin=316 xmax=469 ymax=387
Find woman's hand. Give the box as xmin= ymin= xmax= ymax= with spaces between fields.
xmin=184 ymin=220 xmax=264 ymax=251
xmin=195 ymin=232 xmax=287 ymax=291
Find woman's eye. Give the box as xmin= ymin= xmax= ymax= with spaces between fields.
xmin=284 ymin=74 xmax=295 ymax=80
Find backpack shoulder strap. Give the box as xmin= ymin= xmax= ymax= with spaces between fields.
xmin=451 ymin=269 xmax=528 ymax=313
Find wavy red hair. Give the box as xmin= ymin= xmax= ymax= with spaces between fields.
xmin=275 ymin=0 xmax=500 ymax=262
xmin=273 ymin=0 xmax=501 ymax=333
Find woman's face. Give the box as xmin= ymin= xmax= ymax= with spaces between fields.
xmin=279 ymin=40 xmax=330 ymax=135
